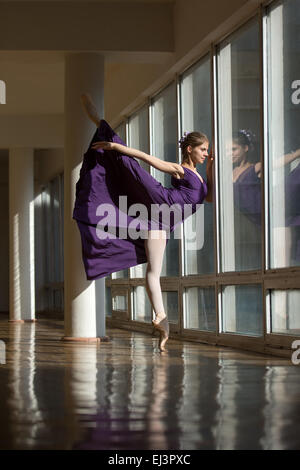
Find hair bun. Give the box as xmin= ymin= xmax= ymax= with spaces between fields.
xmin=239 ymin=129 xmax=256 ymax=146
xmin=178 ymin=131 xmax=190 ymax=148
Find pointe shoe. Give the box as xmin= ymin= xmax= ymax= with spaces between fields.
xmin=152 ymin=313 xmax=166 ymax=328
xmin=155 ymin=317 xmax=169 ymax=352
xmin=159 ymin=330 xmax=168 ymax=352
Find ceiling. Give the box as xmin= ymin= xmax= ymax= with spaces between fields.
xmin=2 ymin=0 xmax=174 ymax=2
xmin=0 ymin=0 xmax=175 ymax=120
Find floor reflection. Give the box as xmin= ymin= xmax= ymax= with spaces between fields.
xmin=0 ymin=315 xmax=299 ymax=450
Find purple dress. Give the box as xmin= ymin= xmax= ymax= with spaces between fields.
xmin=285 ymin=162 xmax=300 ymax=262
xmin=73 ymin=120 xmax=208 ymax=280
xmin=233 ymin=164 xmax=261 ymax=226
xmin=233 ymin=162 xmax=300 ymax=264
xmin=286 ymin=163 xmax=300 ymax=226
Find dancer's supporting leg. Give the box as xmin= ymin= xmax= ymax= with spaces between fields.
xmin=144 ymin=230 xmax=166 ymax=321
xmin=144 ymin=230 xmax=169 ymax=351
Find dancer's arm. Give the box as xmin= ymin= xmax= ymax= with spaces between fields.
xmin=92 ymin=141 xmax=184 ymax=177
xmin=254 ymin=148 xmax=300 ymax=174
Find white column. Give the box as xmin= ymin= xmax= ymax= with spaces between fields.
xmin=64 ymin=53 xmax=106 ymax=341
xmin=9 ymin=148 xmax=35 ymax=322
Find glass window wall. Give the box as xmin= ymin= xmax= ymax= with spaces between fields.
xmin=132 ymin=286 xmax=152 ymax=322
xmin=217 ymin=19 xmax=262 ymax=273
xmin=112 ymin=121 xmax=128 ymax=280
xmin=128 ymin=106 xmax=150 ymax=279
xmin=105 ymin=0 xmax=300 ymax=354
xmin=269 ymin=289 xmax=300 ymax=335
xmin=37 ymin=172 xmax=64 ymax=312
xmin=221 ymin=284 xmax=263 ymax=336
xmin=184 ymin=287 xmax=216 ymax=331
xmin=151 ymin=82 xmax=179 ymax=277
xmin=180 ymin=56 xmax=214 ymax=276
xmin=266 ymin=0 xmax=300 ymax=268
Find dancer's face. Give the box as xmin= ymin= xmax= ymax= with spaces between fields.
xmin=232 ymin=140 xmax=248 ymax=165
xmin=189 ymin=141 xmax=209 ymax=165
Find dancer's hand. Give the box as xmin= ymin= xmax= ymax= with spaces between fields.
xmin=92 ymin=141 xmax=115 ymax=151
xmin=206 ymin=151 xmax=214 ymax=171
xmin=254 ymin=161 xmax=262 ymax=178
xmin=205 ymin=151 xmax=214 ymax=203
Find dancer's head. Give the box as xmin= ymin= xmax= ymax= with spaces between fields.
xmin=232 ymin=129 xmax=258 ymax=165
xmin=179 ymin=131 xmax=209 ymax=165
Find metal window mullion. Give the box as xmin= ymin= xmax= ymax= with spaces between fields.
xmin=125 ymin=115 xmax=129 ymax=146
xmin=41 ymin=188 xmax=49 ymax=310
xmin=210 ymin=44 xmax=218 ymax=279
xmin=147 ymin=96 xmax=154 ymax=321
xmin=111 ymin=268 xmax=300 ymax=287
xmin=149 ymin=96 xmax=154 ymax=176
xmin=213 ymin=48 xmax=221 ymax=276
xmin=176 ymin=73 xmax=185 ymax=279
xmin=51 ymin=181 xmax=56 ymax=284
xmin=58 ymin=173 xmax=64 ymax=283
xmin=48 ymin=183 xmax=52 ymax=284
xmin=262 ymin=7 xmax=270 ymax=273
xmin=262 ymin=5 xmax=272 ymax=340
xmin=125 ymin=116 xmax=130 ymax=281
xmin=42 ymin=187 xmax=49 ymax=286
xmin=146 ymin=97 xmax=152 ymax=169
xmin=217 ymin=282 xmax=222 ymax=334
xmin=257 ymin=4 xmax=268 ymax=342
xmin=264 ymin=277 xmax=300 ymax=290
xmin=51 ymin=181 xmax=56 ymax=309
xmin=177 ymin=68 xmax=188 ymax=328
xmin=212 ymin=44 xmax=221 ymax=336
xmin=175 ymin=72 xmax=185 ymax=333
xmin=60 ymin=172 xmax=64 ymax=310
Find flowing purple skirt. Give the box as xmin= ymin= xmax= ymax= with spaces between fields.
xmin=73 ymin=120 xmax=207 ymax=280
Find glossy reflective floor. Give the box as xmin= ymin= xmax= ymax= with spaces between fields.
xmin=0 ymin=315 xmax=300 ymax=450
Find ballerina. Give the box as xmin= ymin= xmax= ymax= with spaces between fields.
xmin=74 ymin=94 xmax=214 ymax=351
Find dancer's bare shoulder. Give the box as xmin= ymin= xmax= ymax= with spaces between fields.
xmin=171 ymin=163 xmax=185 ymax=180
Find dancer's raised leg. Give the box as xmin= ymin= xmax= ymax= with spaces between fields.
xmin=144 ymin=230 xmax=169 ymax=351
xmin=81 ymin=93 xmax=102 ymax=127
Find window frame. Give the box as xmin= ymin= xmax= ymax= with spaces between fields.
xmin=106 ymin=0 xmax=300 ymax=357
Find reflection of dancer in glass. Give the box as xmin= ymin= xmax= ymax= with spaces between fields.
xmin=277 ymin=147 xmax=300 ymax=265
xmin=74 ymin=94 xmax=214 ymax=351
xmin=231 ymin=129 xmax=300 ymax=264
xmin=231 ymin=129 xmax=261 ymax=226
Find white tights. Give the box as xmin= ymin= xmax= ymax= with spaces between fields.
xmin=144 ymin=230 xmax=167 ymax=319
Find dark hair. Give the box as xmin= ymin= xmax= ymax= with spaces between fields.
xmin=179 ymin=131 xmax=209 ymax=163
xmin=232 ymin=129 xmax=258 ymax=164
